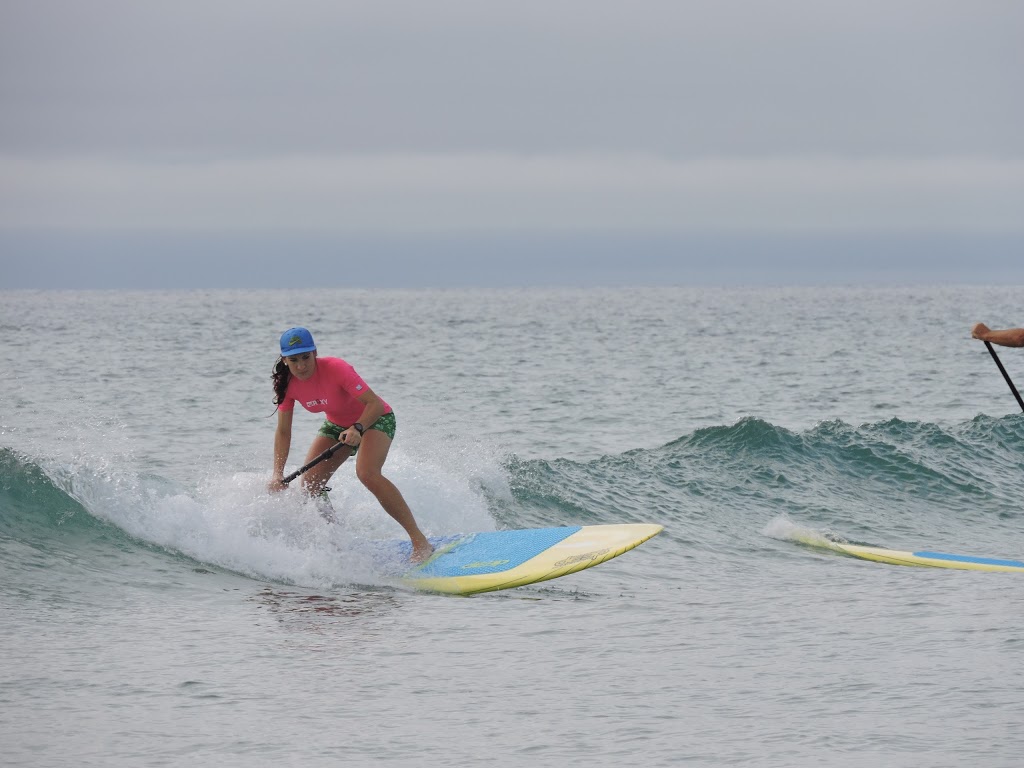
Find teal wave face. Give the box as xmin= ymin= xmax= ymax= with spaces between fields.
xmin=0 ymin=448 xmax=250 ymax=598
xmin=0 ymin=449 xmax=168 ymax=578
xmin=502 ymin=415 xmax=1024 ymax=555
xmin=0 ymin=448 xmax=164 ymax=599
xmin=0 ymin=448 xmax=96 ymax=540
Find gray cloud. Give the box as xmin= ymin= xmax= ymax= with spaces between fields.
xmin=2 ymin=1 xmax=1021 ymax=157
xmin=3 ymin=153 xmax=1022 ymax=233
xmin=1 ymin=1 xmax=1022 ymax=288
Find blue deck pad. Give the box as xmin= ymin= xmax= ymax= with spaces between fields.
xmin=914 ymin=551 xmax=1024 ymax=568
xmin=412 ymin=526 xmax=583 ymax=578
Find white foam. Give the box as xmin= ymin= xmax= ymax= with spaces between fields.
xmin=39 ymin=437 xmax=510 ymax=590
xmin=761 ymin=515 xmax=830 ymax=546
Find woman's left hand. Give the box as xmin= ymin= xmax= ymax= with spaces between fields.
xmin=340 ymin=427 xmax=362 ymax=447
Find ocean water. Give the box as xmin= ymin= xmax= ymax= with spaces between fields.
xmin=2 ymin=284 xmax=1023 ymax=767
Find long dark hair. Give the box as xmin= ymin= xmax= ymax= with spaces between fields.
xmin=271 ymin=357 xmax=291 ymax=408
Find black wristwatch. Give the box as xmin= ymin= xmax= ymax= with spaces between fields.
xmin=353 ymin=422 xmax=365 ymax=436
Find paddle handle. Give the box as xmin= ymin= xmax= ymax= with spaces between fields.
xmin=281 ymin=441 xmax=350 ymax=484
xmin=984 ymin=341 xmax=1024 ymax=412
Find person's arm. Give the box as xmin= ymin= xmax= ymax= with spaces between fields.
xmin=268 ymin=408 xmax=294 ymax=492
xmin=972 ymin=323 xmax=1024 ymax=348
xmin=338 ymin=389 xmax=387 ymax=446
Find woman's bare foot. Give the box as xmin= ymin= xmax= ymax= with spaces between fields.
xmin=411 ymin=537 xmax=434 ymax=564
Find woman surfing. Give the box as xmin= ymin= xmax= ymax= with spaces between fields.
xmin=267 ymin=327 xmax=433 ymax=562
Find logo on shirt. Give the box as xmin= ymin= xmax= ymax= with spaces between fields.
xmin=306 ymin=398 xmax=328 ymax=408
xmin=355 ymin=384 xmax=363 ymax=391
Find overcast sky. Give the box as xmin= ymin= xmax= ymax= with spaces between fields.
xmin=1 ymin=1 xmax=1022 ymax=288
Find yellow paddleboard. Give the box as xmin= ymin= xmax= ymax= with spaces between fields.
xmin=794 ymin=531 xmax=1024 ymax=573
xmin=376 ymin=523 xmax=663 ymax=595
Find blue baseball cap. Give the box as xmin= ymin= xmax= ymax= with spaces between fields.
xmin=280 ymin=327 xmax=316 ymax=356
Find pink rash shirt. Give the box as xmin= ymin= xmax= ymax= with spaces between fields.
xmin=277 ymin=356 xmax=391 ymax=426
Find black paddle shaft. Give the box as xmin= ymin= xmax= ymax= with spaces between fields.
xmin=984 ymin=341 xmax=1024 ymax=413
xmin=281 ymin=441 xmax=351 ymax=484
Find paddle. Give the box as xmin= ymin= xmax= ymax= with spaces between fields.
xmin=281 ymin=441 xmax=351 ymax=484
xmin=983 ymin=341 xmax=1024 ymax=413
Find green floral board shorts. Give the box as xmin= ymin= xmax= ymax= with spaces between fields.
xmin=317 ymin=411 xmax=397 ymax=454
